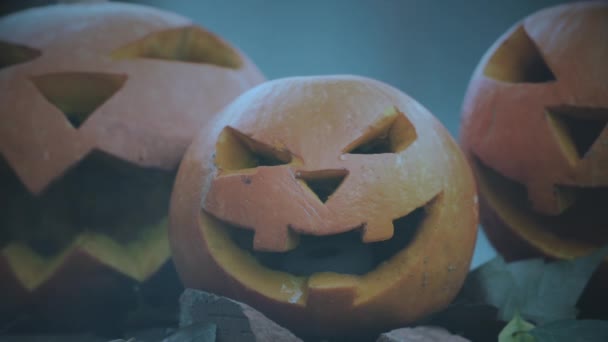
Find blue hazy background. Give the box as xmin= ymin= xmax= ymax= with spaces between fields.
xmin=125 ymin=0 xmax=574 ymax=268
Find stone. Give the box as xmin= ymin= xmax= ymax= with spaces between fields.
xmin=179 ymin=289 xmax=302 ymax=342
xmin=0 ymin=334 xmax=107 ymax=342
xmin=163 ymin=323 xmax=216 ymax=342
xmin=376 ymin=326 xmax=470 ymax=342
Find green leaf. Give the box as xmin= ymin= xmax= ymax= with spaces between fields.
xmin=530 ymin=320 xmax=608 ymax=342
xmin=460 ymin=246 xmax=608 ymax=324
xmin=499 ymin=312 xmax=536 ymax=342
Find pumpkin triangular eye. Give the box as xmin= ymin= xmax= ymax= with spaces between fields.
xmin=547 ymin=106 xmax=608 ymax=160
xmin=344 ymin=107 xmax=417 ymax=155
xmin=215 ymin=126 xmax=291 ymax=171
xmin=111 ymin=25 xmax=242 ymax=69
xmin=297 ymin=170 xmax=348 ymax=203
xmin=31 ymin=72 xmax=127 ymax=128
xmin=484 ymin=25 xmax=556 ymax=83
xmin=0 ymin=41 xmax=41 ymax=69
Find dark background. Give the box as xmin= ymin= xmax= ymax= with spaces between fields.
xmin=120 ymin=0 xmax=575 ymax=268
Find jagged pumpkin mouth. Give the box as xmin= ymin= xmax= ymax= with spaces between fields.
xmin=226 ymin=205 xmax=427 ymax=277
xmin=198 ymin=194 xmax=441 ymax=306
xmin=0 ymin=151 xmax=174 ymax=254
xmin=473 ymin=156 xmax=608 ymax=258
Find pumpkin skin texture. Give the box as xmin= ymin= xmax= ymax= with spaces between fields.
xmin=169 ymin=75 xmax=478 ymax=337
xmin=0 ymin=2 xmax=264 ymax=332
xmin=460 ymin=1 xmax=608 ymax=315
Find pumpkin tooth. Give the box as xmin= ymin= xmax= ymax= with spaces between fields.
xmin=526 ymin=182 xmax=578 ymax=215
xmin=252 ymin=226 xmax=299 ymax=252
xmin=360 ymin=220 xmax=394 ymax=243
xmin=2 ymin=218 xmax=169 ymax=290
xmin=306 ymin=273 xmax=358 ymax=308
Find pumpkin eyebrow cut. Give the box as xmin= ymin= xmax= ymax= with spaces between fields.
xmin=111 ymin=25 xmax=243 ymax=69
xmin=0 ymin=40 xmax=41 ymax=69
xmin=214 ymin=126 xmax=292 ymax=171
xmin=343 ymin=107 xmax=417 ymax=155
xmin=483 ymin=25 xmax=556 ymax=83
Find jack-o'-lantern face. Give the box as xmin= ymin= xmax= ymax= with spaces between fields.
xmin=169 ymin=75 xmax=478 ymax=337
xmin=460 ymin=2 xmax=608 ymax=264
xmin=0 ymin=2 xmax=263 ymax=330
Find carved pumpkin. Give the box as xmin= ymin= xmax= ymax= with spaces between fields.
xmin=169 ymin=75 xmax=478 ymax=337
xmin=460 ymin=1 xmax=608 ymax=313
xmin=0 ymin=2 xmax=264 ymax=331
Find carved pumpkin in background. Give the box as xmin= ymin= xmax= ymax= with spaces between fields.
xmin=169 ymin=75 xmax=478 ymax=337
xmin=0 ymin=2 xmax=264 ymax=331
xmin=460 ymin=1 xmax=608 ymax=313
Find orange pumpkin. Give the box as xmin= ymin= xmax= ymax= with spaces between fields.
xmin=169 ymin=75 xmax=478 ymax=337
xmin=460 ymin=1 xmax=608 ymax=314
xmin=0 ymin=2 xmax=263 ymax=331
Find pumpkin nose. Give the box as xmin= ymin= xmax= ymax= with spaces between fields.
xmin=296 ymin=169 xmax=348 ymax=203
